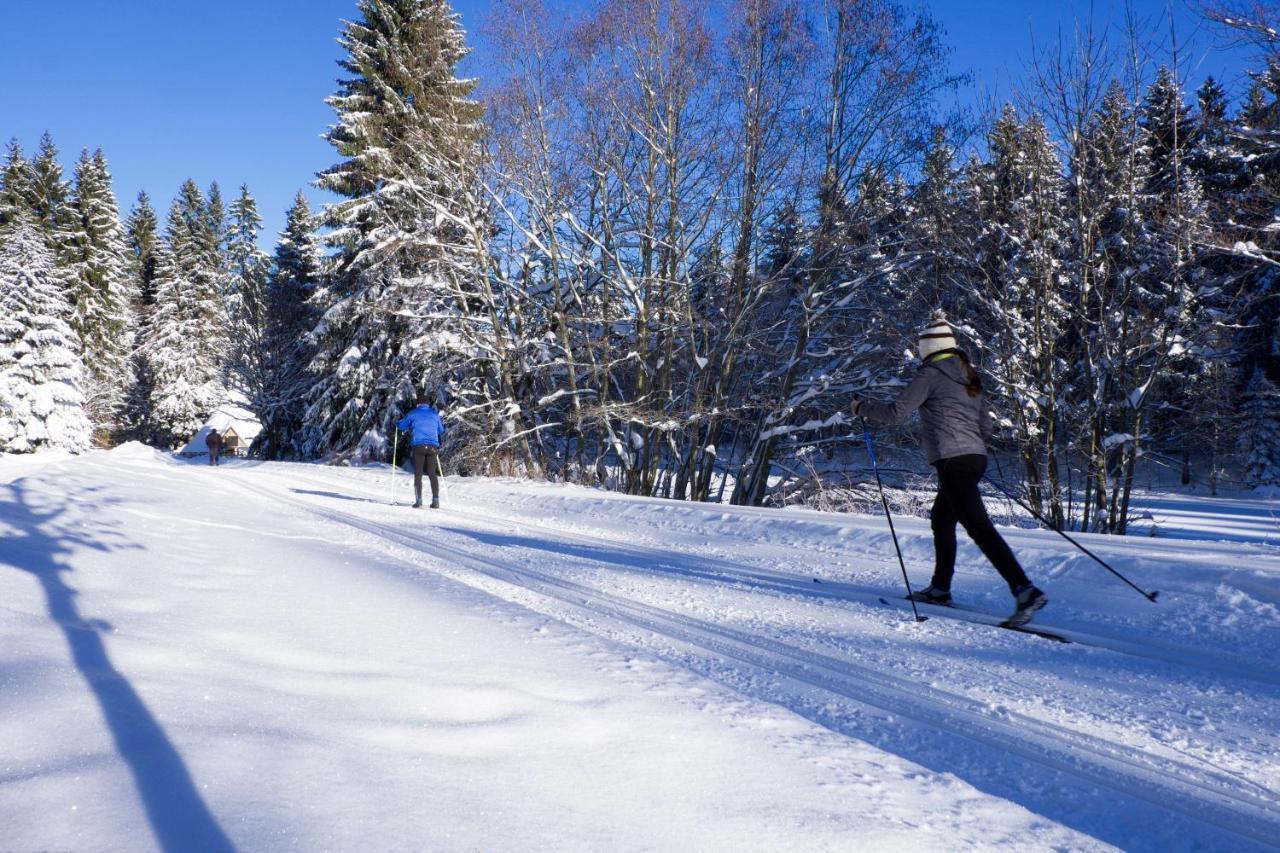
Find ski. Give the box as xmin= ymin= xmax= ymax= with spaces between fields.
xmin=877 ymin=595 xmax=1071 ymax=643
xmin=809 ymin=578 xmax=1070 ymax=642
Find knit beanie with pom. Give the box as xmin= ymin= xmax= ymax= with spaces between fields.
xmin=918 ymin=312 xmax=957 ymax=360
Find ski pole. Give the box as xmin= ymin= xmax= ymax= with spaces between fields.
xmin=435 ymin=448 xmax=446 ymax=505
xmin=981 ymin=473 xmax=1159 ymax=602
xmin=388 ymin=428 xmax=400 ymax=505
xmin=861 ymin=418 xmax=926 ymax=623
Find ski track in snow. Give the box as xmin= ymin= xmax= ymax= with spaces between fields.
xmin=2 ymin=447 xmax=1279 ymax=851
xmin=222 ymin=466 xmax=1280 ymax=848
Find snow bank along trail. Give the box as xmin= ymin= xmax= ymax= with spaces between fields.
xmin=216 ymin=456 xmax=1280 ymax=851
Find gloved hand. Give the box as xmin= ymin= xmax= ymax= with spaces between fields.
xmin=850 ymin=396 xmax=862 ymax=417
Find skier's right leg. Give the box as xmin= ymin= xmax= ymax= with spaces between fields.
xmin=411 ymin=446 xmax=426 ymax=507
xmin=424 ymin=448 xmax=440 ymax=507
xmin=945 ymin=455 xmax=1032 ymax=594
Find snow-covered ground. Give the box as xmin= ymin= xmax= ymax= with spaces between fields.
xmin=1 ymin=446 xmax=1278 ymax=851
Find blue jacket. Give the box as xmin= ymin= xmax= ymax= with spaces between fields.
xmin=396 ymin=405 xmax=445 ymax=448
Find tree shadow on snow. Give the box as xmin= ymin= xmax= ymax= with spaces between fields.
xmin=0 ymin=479 xmax=235 ymax=853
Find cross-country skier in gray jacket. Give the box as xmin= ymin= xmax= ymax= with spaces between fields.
xmin=853 ymin=313 xmax=1048 ymax=626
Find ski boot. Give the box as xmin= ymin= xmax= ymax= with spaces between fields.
xmin=1004 ymin=585 xmax=1047 ymax=627
xmin=907 ymin=585 xmax=952 ymax=606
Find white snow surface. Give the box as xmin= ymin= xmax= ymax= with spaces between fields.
xmin=1 ymin=449 xmax=1278 ymax=851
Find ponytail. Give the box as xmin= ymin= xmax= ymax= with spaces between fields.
xmin=957 ymin=351 xmax=982 ymax=397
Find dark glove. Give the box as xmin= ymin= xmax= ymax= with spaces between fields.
xmin=850 ymin=396 xmax=862 ymax=417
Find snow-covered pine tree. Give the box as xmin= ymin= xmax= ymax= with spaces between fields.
xmin=257 ymin=191 xmax=323 ymax=459
xmin=222 ymin=185 xmax=270 ymax=407
xmin=1178 ymin=79 xmax=1255 ymax=488
xmin=971 ymin=106 xmax=1071 ymax=525
xmin=0 ymin=218 xmax=92 ymax=453
xmin=28 ymin=133 xmax=72 ymax=243
xmin=734 ymin=169 xmax=914 ymax=506
xmin=1127 ymin=68 xmax=1214 ymax=520
xmin=760 ymin=201 xmax=804 ymax=279
xmin=1190 ymin=77 xmax=1250 ymax=218
xmin=300 ymin=0 xmax=484 ymax=460
xmin=125 ymin=191 xmax=160 ymax=309
xmin=139 ymin=181 xmax=228 ymax=447
xmin=912 ymin=125 xmax=973 ymax=313
xmin=118 ymin=192 xmax=161 ymax=442
xmin=1 ymin=140 xmax=35 ymax=228
xmin=205 ymin=181 xmax=227 ymax=254
xmin=206 ymin=180 xmax=230 ymax=346
xmin=63 ymin=149 xmax=135 ymax=433
xmin=1233 ymin=68 xmax=1280 ymax=393
xmin=1238 ymin=367 xmax=1280 ymax=487
xmin=1069 ymin=82 xmax=1157 ymax=531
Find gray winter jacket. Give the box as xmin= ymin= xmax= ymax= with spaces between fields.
xmin=856 ymin=354 xmax=991 ymax=465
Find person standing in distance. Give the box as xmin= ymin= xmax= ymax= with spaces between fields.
xmin=397 ymin=394 xmax=446 ymax=509
xmin=205 ymin=428 xmax=223 ymax=466
xmin=852 ymin=313 xmax=1048 ymax=626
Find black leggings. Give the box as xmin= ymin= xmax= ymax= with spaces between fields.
xmin=411 ymin=445 xmax=440 ymax=503
xmin=930 ymin=454 xmax=1030 ymax=594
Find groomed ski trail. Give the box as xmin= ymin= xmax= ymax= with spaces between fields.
xmin=204 ymin=463 xmax=1280 ymax=850
xmin=240 ymin=461 xmax=1277 ymax=686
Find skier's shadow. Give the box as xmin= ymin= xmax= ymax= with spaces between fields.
xmin=0 ymin=479 xmax=234 ymax=853
xmin=291 ymin=488 xmax=379 ymax=504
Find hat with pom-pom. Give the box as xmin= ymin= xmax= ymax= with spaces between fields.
xmin=918 ymin=312 xmax=957 ymax=360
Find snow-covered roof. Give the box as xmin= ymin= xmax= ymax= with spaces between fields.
xmin=179 ymin=402 xmax=262 ymax=455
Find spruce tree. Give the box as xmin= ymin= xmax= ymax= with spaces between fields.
xmin=64 ymin=149 xmax=135 ymax=429
xmin=760 ymin=200 xmax=804 ymax=279
xmin=118 ymin=192 xmax=161 ymax=442
xmin=1190 ymin=77 xmax=1248 ymax=209
xmin=302 ymin=0 xmax=484 ymax=459
xmin=260 ymin=191 xmax=322 ymax=458
xmin=912 ymin=125 xmax=971 ymax=312
xmin=1070 ymin=83 xmax=1157 ymax=529
xmin=0 ymin=218 xmax=92 ymax=453
xmin=223 ymin=185 xmax=271 ymax=407
xmin=0 ymin=140 xmax=35 ymax=227
xmin=972 ymin=106 xmax=1071 ymax=522
xmin=139 ymin=181 xmax=228 ymax=447
xmin=1239 ymin=368 xmax=1280 ymax=487
xmin=125 ymin=191 xmax=160 ymax=308
xmin=1115 ymin=71 xmax=1213 ymax=521
xmin=28 ymin=133 xmax=71 ymax=242
xmin=1142 ymin=68 xmax=1197 ymax=195
xmin=206 ymin=181 xmax=226 ymax=253
xmin=1236 ymin=66 xmax=1280 ymax=386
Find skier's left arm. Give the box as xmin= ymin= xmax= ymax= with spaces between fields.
xmin=853 ymin=371 xmax=932 ymax=425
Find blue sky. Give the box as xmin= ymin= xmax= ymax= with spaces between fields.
xmin=0 ymin=0 xmax=1256 ymax=247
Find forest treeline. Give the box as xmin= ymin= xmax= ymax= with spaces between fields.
xmin=2 ymin=0 xmax=1279 ymax=533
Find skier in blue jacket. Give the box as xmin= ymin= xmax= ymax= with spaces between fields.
xmin=396 ymin=395 xmax=445 ymax=509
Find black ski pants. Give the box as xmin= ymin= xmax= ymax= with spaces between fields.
xmin=411 ymin=445 xmax=440 ymax=504
xmin=930 ymin=454 xmax=1030 ymax=595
